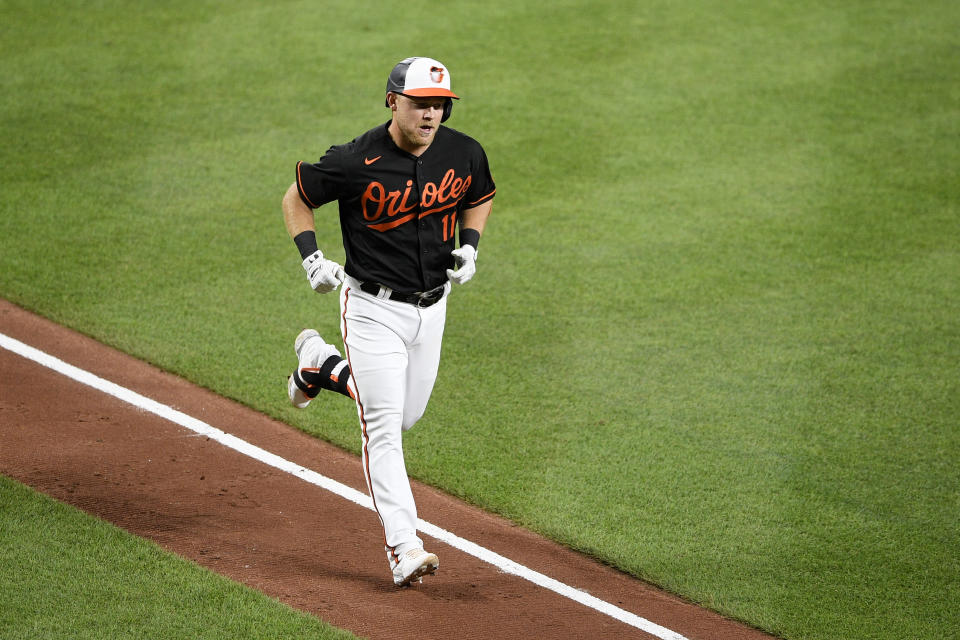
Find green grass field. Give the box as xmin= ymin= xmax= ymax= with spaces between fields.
xmin=2 ymin=1 xmax=958 ymax=639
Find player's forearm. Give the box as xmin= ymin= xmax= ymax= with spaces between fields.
xmin=282 ymin=182 xmax=316 ymax=239
xmin=460 ymin=200 xmax=492 ymax=238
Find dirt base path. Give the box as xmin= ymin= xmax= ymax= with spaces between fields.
xmin=0 ymin=300 xmax=774 ymax=640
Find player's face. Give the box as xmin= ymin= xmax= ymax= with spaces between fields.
xmin=388 ymin=93 xmax=446 ymax=155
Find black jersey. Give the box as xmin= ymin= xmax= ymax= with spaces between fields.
xmin=296 ymin=122 xmax=496 ymax=293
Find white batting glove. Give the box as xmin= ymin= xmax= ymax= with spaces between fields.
xmin=446 ymin=245 xmax=477 ymax=285
xmin=302 ymin=250 xmax=345 ymax=294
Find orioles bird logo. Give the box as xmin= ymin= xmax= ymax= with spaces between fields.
xmin=429 ymin=66 xmax=445 ymax=83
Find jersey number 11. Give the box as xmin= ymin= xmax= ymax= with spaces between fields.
xmin=441 ymin=213 xmax=457 ymax=242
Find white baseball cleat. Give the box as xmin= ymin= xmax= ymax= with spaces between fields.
xmin=392 ymin=548 xmax=439 ymax=587
xmin=287 ymin=329 xmax=341 ymax=408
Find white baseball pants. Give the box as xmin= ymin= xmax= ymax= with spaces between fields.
xmin=339 ymin=275 xmax=448 ymax=558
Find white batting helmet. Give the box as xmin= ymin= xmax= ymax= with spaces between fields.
xmin=385 ymin=57 xmax=458 ymax=122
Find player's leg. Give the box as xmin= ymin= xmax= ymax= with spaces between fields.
xmin=340 ymin=288 xmax=425 ymax=568
xmin=288 ymin=329 xmax=352 ymax=407
xmin=391 ymin=294 xmax=447 ymax=585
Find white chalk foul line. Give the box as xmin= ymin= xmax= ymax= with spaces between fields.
xmin=0 ymin=331 xmax=688 ymax=640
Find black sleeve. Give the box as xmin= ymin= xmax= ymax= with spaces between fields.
xmin=295 ymin=146 xmax=347 ymax=209
xmin=463 ymin=143 xmax=496 ymax=209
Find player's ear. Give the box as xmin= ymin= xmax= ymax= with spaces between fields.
xmin=386 ymin=92 xmax=399 ymax=111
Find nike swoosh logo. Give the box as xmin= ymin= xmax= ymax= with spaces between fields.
xmin=364 ymin=155 xmax=382 ymax=165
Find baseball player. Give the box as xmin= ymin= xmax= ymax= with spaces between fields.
xmin=281 ymin=57 xmax=496 ymax=587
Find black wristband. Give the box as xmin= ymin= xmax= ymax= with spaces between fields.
xmin=459 ymin=228 xmax=481 ymax=250
xmin=294 ymin=230 xmax=319 ymax=260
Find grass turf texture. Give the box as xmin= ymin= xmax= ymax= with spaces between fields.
xmin=0 ymin=477 xmax=357 ymax=639
xmin=2 ymin=1 xmax=958 ymax=639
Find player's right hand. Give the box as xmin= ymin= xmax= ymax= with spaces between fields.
xmin=302 ymin=250 xmax=345 ymax=294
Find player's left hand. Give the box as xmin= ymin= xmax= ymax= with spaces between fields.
xmin=446 ymin=245 xmax=477 ymax=285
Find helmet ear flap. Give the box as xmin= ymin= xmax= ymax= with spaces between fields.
xmin=441 ymin=98 xmax=452 ymax=123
